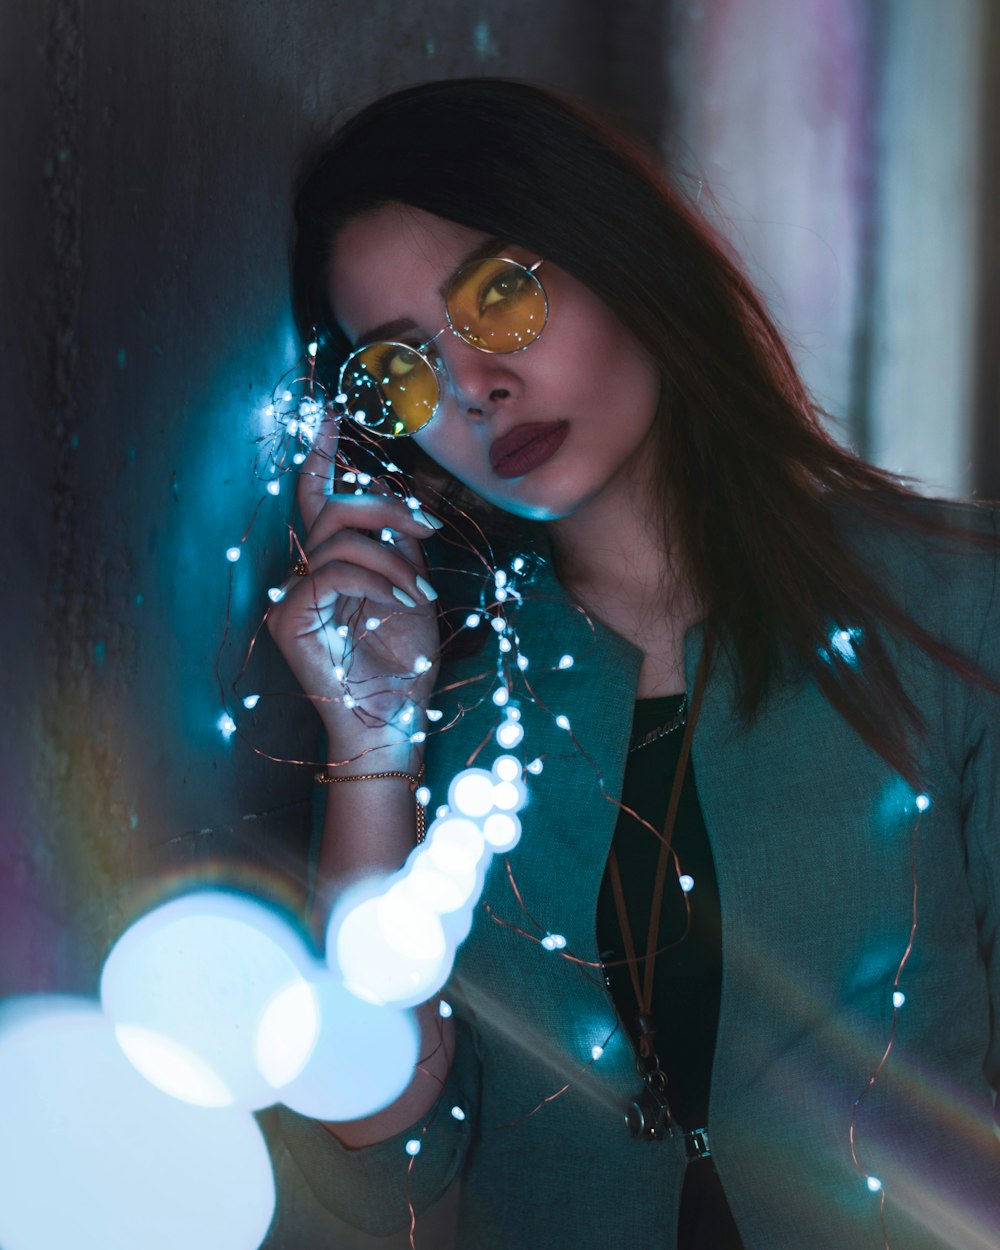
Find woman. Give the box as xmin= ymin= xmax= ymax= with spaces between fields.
xmin=268 ymin=79 xmax=1000 ymax=1249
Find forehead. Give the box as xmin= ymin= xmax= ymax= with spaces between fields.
xmin=327 ymin=203 xmax=488 ymax=342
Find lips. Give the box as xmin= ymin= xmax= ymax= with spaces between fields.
xmin=489 ymin=421 xmax=569 ymax=479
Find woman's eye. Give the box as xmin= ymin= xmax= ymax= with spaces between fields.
xmin=478 ymin=269 xmax=529 ymax=314
xmin=375 ymin=345 xmax=419 ymax=379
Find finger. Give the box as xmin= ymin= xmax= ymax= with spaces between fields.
xmin=285 ymin=557 xmax=426 ymax=621
xmin=297 ymin=411 xmax=340 ymax=532
xmin=303 ymin=529 xmax=438 ymax=605
xmin=304 ymin=492 xmax=442 ymax=555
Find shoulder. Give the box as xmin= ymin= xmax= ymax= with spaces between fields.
xmin=835 ymin=496 xmax=999 ymax=661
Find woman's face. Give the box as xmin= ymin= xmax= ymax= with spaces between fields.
xmin=327 ymin=203 xmax=661 ymax=522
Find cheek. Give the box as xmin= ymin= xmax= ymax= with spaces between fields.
xmin=411 ymin=421 xmax=481 ymax=486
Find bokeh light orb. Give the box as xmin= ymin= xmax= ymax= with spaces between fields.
xmin=275 ymin=975 xmax=420 ymax=1121
xmin=332 ymin=887 xmax=453 ymax=1008
xmin=0 ymin=998 xmax=275 ymax=1250
xmin=101 ymin=891 xmax=316 ymax=1109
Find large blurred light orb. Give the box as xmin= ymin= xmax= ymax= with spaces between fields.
xmin=449 ymin=769 xmax=496 ymax=818
xmin=0 ymin=998 xmax=274 ymax=1250
xmin=333 ymin=887 xmax=453 ymax=1008
xmin=101 ymin=891 xmax=316 ymax=1109
xmin=275 ymin=975 xmax=419 ymax=1120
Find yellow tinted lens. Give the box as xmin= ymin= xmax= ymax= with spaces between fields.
xmin=446 ymin=259 xmax=547 ymax=352
xmin=338 ymin=343 xmax=438 ymax=436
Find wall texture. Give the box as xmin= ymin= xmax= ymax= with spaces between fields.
xmin=2 ymin=2 xmax=996 ymax=1249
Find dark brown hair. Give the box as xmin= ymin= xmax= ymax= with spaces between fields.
xmin=291 ymin=77 xmax=995 ymax=783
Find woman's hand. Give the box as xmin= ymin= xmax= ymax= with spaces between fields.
xmin=267 ymin=414 xmax=441 ymax=763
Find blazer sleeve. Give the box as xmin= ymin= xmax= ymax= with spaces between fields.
xmin=274 ymin=1015 xmax=481 ymax=1236
xmin=961 ymin=512 xmax=1000 ymax=1099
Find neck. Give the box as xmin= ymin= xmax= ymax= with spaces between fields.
xmin=547 ymin=471 xmax=689 ymax=615
xmin=545 ymin=467 xmax=701 ymax=697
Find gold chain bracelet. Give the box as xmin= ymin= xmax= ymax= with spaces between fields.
xmin=315 ymin=766 xmax=427 ymax=843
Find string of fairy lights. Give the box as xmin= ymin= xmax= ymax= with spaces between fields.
xmin=224 ymin=344 xmax=933 ymax=1248
xmin=0 ymin=343 xmax=933 ymax=1250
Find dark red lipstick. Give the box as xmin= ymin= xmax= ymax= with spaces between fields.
xmin=489 ymin=421 xmax=569 ymax=479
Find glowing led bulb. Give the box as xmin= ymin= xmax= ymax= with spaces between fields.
xmin=492 ymin=780 xmax=521 ymax=811
xmin=267 ymin=587 xmax=285 ymax=602
xmin=266 ymin=480 xmax=280 ymax=496
xmin=242 ymin=694 xmax=260 ymax=710
xmin=555 ymin=715 xmax=571 ymax=731
xmin=516 ymin=654 xmax=529 ymax=670
xmin=892 ymin=990 xmax=906 ymax=1008
xmin=342 ymin=471 xmax=357 ymax=483
xmin=439 ymin=999 xmax=453 ymax=1018
xmin=426 ymin=709 xmax=443 ymax=721
xmin=450 ymin=770 xmax=496 ymax=819
xmin=465 ymin=613 xmax=481 ymax=629
xmin=496 ymin=720 xmax=524 ymax=748
xmin=493 ymin=757 xmax=521 ymax=784
xmin=414 ymin=656 xmax=432 ymax=674
xmin=558 ymin=654 xmax=574 ymax=669
xmin=482 ymin=812 xmax=521 ymax=850
xmin=591 ymin=1045 xmax=604 ymax=1060
xmin=365 ymin=617 xmax=381 ymax=631
xmin=380 ymin=528 xmax=394 ymax=543
xmin=492 ymin=687 xmax=509 ymax=707
xmin=679 ymin=875 xmax=694 ymax=893
xmin=225 ymin=547 xmax=241 ymax=563
xmin=406 ymin=497 xmax=421 ymax=510
xmin=415 ymin=786 xmax=431 ymax=806
xmin=866 ymin=1176 xmax=882 ymax=1193
xmin=494 ymin=570 xmax=507 ymax=588
xmin=405 ymin=1139 xmax=422 ymax=1156
xmin=527 ymin=758 xmax=544 ymax=775
xmin=410 ymin=731 xmax=427 ymax=744
xmin=293 ymin=451 xmax=306 ymax=464
xmin=357 ymin=473 xmax=371 ymax=486
xmin=499 ymin=637 xmax=512 ymax=653
xmin=916 ymin=794 xmax=930 ymax=812
xmin=490 ymin=617 xmax=506 ymax=634
xmin=512 ymin=556 xmax=525 ymax=572
xmin=541 ymin=933 xmax=566 ymax=951
xmin=307 ymin=340 xmax=318 ymax=357
xmin=335 ymin=392 xmax=348 ymax=405
xmin=343 ymin=694 xmax=356 ymax=709
xmin=450 ymin=1105 xmax=466 ymax=1121
xmin=217 ymin=714 xmax=237 ymax=739
xmin=336 ymin=625 xmax=349 ymax=638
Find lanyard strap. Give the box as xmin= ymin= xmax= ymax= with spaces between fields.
xmin=607 ymin=640 xmax=712 ymax=1055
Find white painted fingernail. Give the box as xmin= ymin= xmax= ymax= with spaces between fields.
xmin=393 ymin=587 xmax=417 ymax=608
xmin=414 ymin=510 xmax=444 ymax=530
xmin=415 ymin=576 xmax=438 ymax=602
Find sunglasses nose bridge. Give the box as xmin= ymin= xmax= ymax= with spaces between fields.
xmin=435 ymin=334 xmax=520 ymax=421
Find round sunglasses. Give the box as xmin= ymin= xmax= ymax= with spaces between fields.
xmin=336 ymin=256 xmax=547 ymax=438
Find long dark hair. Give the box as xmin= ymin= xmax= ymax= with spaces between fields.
xmin=291 ymin=77 xmax=993 ymax=782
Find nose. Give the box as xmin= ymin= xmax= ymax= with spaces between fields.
xmin=438 ymin=335 xmax=518 ymax=422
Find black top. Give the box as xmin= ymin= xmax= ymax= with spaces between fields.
xmin=596 ymin=695 xmax=743 ymax=1248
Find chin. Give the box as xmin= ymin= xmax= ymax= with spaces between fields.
xmin=478 ymin=485 xmax=577 ymax=524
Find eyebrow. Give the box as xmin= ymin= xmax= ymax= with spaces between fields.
xmin=352 ymin=234 xmax=509 ymax=349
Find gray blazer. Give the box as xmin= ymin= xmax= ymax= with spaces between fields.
xmin=279 ymin=504 xmax=1000 ymax=1249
